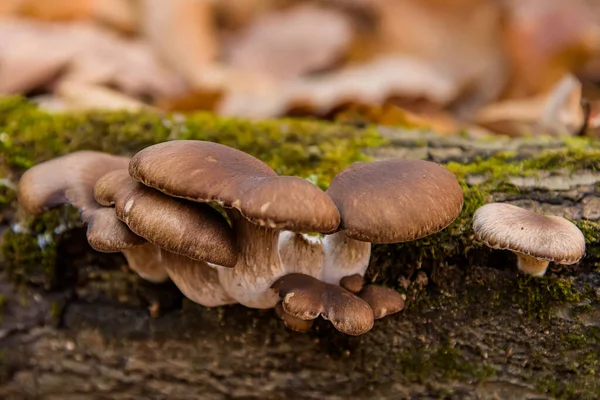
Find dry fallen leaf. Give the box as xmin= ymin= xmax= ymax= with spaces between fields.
xmin=224 ymin=4 xmax=353 ymax=80
xmin=367 ymin=0 xmax=508 ymax=116
xmin=0 ymin=18 xmax=186 ymax=100
xmin=218 ymin=55 xmax=459 ymax=118
xmin=53 ymin=80 xmax=151 ymax=111
xmin=139 ymin=0 xmax=218 ymax=89
xmin=474 ymin=74 xmax=585 ymax=136
xmin=501 ymin=0 xmax=600 ymax=98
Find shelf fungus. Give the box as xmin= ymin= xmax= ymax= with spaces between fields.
xmin=473 ymin=202 xmax=586 ymax=276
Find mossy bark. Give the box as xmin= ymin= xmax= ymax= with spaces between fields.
xmin=1 ymin=97 xmax=599 ymax=399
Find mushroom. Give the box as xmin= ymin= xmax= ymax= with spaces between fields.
xmin=339 ymin=273 xmax=364 ymax=294
xmin=85 ymin=207 xmax=168 ymax=282
xmin=94 ymin=169 xmax=240 ymax=306
xmin=128 ymin=140 xmax=340 ymax=308
xmin=322 ymin=159 xmax=465 ymax=286
xmin=271 ymin=273 xmax=374 ymax=336
xmin=274 ymin=302 xmax=314 ymax=333
xmin=94 ymin=169 xmax=237 ymax=267
xmin=338 ymin=273 xmax=406 ymax=319
xmin=17 ymin=150 xmax=129 ymax=218
xmin=16 ymin=150 xmax=170 ymax=283
xmin=472 ymin=202 xmax=586 ymax=276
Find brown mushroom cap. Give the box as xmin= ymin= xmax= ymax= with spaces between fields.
xmin=358 ymin=285 xmax=405 ymax=319
xmin=339 ymin=274 xmax=364 ymax=294
xmin=326 ymin=159 xmax=464 ymax=243
xmin=94 ymin=169 xmax=238 ymax=267
xmin=271 ymin=273 xmax=375 ymax=336
xmin=129 ymin=140 xmax=340 ymax=233
xmin=85 ymin=207 xmax=146 ymax=252
xmin=18 ymin=150 xmax=129 ymax=217
xmin=274 ymin=302 xmax=314 ymax=332
xmin=472 ymin=203 xmax=586 ymax=264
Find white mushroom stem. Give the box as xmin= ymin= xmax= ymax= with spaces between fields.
xmin=515 ymin=253 xmax=550 ymax=277
xmin=278 ymin=231 xmax=325 ymax=278
xmin=217 ymin=210 xmax=285 ymax=308
xmin=321 ymin=231 xmax=372 ymax=285
xmin=121 ymin=243 xmax=169 ymax=283
xmin=160 ymin=250 xmax=237 ymax=307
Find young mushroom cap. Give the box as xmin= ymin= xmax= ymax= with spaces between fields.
xmin=358 ymin=285 xmax=406 ymax=319
xmin=85 ymin=206 xmax=168 ymax=283
xmin=339 ymin=273 xmax=365 ymax=294
xmin=128 ymin=140 xmax=340 ymax=232
xmin=271 ymin=273 xmax=375 ymax=336
xmin=274 ymin=302 xmax=314 ymax=333
xmin=17 ymin=150 xmax=130 ymax=217
xmin=325 ymin=159 xmax=464 ymax=243
xmin=94 ymin=169 xmax=238 ymax=268
xmin=472 ymin=203 xmax=586 ymax=266
xmin=85 ymin=207 xmax=146 ymax=252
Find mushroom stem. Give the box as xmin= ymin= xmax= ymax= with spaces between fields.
xmin=321 ymin=231 xmax=372 ymax=285
xmin=515 ymin=253 xmax=550 ymax=277
xmin=121 ymin=243 xmax=169 ymax=283
xmin=218 ymin=210 xmax=285 ymax=308
xmin=278 ymin=231 xmax=325 ymax=278
xmin=161 ymin=250 xmax=237 ymax=307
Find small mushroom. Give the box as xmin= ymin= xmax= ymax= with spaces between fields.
xmin=472 ymin=203 xmax=586 ymax=276
xmin=339 ymin=273 xmax=364 ymax=293
xmin=357 ymin=285 xmax=406 ymax=319
xmin=16 ymin=151 xmax=170 ymax=283
xmin=271 ymin=273 xmax=374 ymax=336
xmin=322 ymin=159 xmax=464 ymax=285
xmin=17 ymin=150 xmax=129 ymax=219
xmin=338 ymin=274 xmax=405 ymax=320
xmin=86 ymin=207 xmax=168 ymax=282
xmin=128 ymin=140 xmax=340 ymax=308
xmin=274 ymin=302 xmax=314 ymax=333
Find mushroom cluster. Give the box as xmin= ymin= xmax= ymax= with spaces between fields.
xmin=17 ymin=140 xmax=467 ymax=336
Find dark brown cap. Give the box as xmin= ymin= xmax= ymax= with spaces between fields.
xmin=326 ymin=159 xmax=464 ymax=243
xmin=473 ymin=202 xmax=586 ymax=264
xmin=358 ymin=285 xmax=406 ymax=319
xmin=271 ymin=273 xmax=375 ymax=336
xmin=18 ymin=150 xmax=129 ymax=217
xmin=275 ymin=302 xmax=314 ymax=332
xmin=129 ymin=140 xmax=340 ymax=233
xmin=85 ymin=207 xmax=146 ymax=252
xmin=339 ymin=274 xmax=364 ymax=294
xmin=94 ymin=169 xmax=238 ymax=267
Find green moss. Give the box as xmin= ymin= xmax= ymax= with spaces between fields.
xmin=535 ymin=327 xmax=600 ymax=399
xmin=513 ymin=276 xmax=582 ymax=320
xmin=1 ymin=206 xmax=82 ymax=288
xmin=395 ymin=338 xmax=496 ymax=383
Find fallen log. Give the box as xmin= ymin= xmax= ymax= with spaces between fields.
xmin=0 ymin=97 xmax=598 ymax=399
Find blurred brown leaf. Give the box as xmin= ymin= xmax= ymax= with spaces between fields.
xmin=139 ymin=0 xmax=218 ymax=89
xmin=218 ymin=55 xmax=459 ymax=118
xmin=368 ymin=0 xmax=508 ymax=116
xmin=224 ymin=4 xmax=353 ymax=80
xmin=501 ymin=0 xmax=600 ymax=98
xmin=474 ymin=74 xmax=585 ymax=136
xmin=0 ymin=18 xmax=186 ymax=99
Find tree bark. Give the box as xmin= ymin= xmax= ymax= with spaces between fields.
xmin=1 ymin=126 xmax=599 ymax=400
